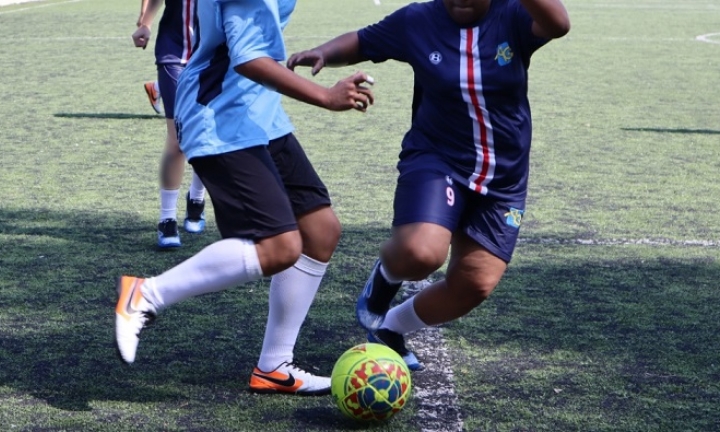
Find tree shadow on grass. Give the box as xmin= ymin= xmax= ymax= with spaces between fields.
xmin=2 ymin=206 xmax=719 ymax=430
xmin=622 ymin=127 xmax=720 ymax=135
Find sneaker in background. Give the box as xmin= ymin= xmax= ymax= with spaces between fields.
xmin=157 ymin=218 xmax=181 ymax=249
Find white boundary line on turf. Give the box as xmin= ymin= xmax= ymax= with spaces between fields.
xmin=518 ymin=237 xmax=720 ymax=247
xmin=0 ymin=0 xmax=82 ymax=15
xmin=696 ymin=33 xmax=720 ymax=44
xmin=401 ymin=281 xmax=464 ymax=432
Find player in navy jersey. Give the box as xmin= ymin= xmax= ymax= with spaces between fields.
xmin=116 ymin=0 xmax=375 ymax=396
xmin=132 ymin=0 xmax=207 ymax=249
xmin=288 ymin=0 xmax=570 ymax=370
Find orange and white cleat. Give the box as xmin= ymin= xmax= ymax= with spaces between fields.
xmin=115 ymin=276 xmax=157 ymax=364
xmin=249 ymin=361 xmax=331 ymax=396
xmin=143 ymin=81 xmax=163 ymax=114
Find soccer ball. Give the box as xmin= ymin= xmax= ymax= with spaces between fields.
xmin=331 ymin=343 xmax=412 ymax=422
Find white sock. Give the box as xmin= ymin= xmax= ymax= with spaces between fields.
xmin=141 ymin=238 xmax=262 ymax=310
xmin=154 ymin=81 xmax=160 ymax=95
xmin=188 ymin=172 xmax=206 ymax=202
xmin=160 ymin=188 xmax=180 ymax=221
xmin=257 ymin=254 xmax=328 ymax=372
xmin=381 ymin=296 xmax=427 ymax=335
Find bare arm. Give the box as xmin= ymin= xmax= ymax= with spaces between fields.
xmin=235 ymin=57 xmax=374 ymax=112
xmin=136 ymin=0 xmax=150 ymax=26
xmin=133 ymin=0 xmax=164 ymax=48
xmin=137 ymin=0 xmax=164 ymax=28
xmin=521 ymin=0 xmax=570 ymax=39
xmin=286 ymin=32 xmax=366 ymax=76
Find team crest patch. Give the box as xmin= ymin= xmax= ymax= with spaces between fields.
xmin=504 ymin=208 xmax=524 ymax=228
xmin=495 ymin=42 xmax=514 ymax=66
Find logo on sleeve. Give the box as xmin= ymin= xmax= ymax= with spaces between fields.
xmin=495 ymin=42 xmax=514 ymax=66
xmin=504 ymin=207 xmax=524 ymax=228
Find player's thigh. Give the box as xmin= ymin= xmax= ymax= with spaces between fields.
xmin=189 ymin=146 xmax=297 ymax=240
xmin=157 ymin=63 xmax=184 ymax=120
xmin=389 ymin=167 xmax=467 ymax=260
xmin=268 ymin=133 xmax=332 ymax=216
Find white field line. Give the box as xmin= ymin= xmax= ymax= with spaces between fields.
xmin=518 ymin=237 xmax=720 ymax=247
xmin=400 ymin=281 xmax=464 ymax=432
xmin=0 ymin=0 xmax=82 ymax=15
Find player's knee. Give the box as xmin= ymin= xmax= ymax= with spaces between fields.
xmin=458 ymin=274 xmax=499 ymax=306
xmin=259 ymin=232 xmax=303 ymax=275
xmin=386 ymin=243 xmax=445 ymax=279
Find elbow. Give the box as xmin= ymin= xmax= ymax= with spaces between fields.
xmin=545 ymin=20 xmax=570 ymax=39
xmin=555 ymin=19 xmax=571 ymax=38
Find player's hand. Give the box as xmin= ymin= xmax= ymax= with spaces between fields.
xmin=132 ymin=25 xmax=152 ymax=49
xmin=286 ymin=50 xmax=326 ymax=76
xmin=325 ymin=71 xmax=375 ymax=112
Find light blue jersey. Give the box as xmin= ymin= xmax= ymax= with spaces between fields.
xmin=175 ymin=0 xmax=297 ymax=160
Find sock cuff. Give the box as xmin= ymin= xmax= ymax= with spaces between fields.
xmin=293 ymin=254 xmax=328 ymax=276
xmin=379 ymin=262 xmax=403 ymax=284
xmin=240 ymin=238 xmax=263 ymax=279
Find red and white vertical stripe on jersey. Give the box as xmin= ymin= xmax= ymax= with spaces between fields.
xmin=459 ymin=27 xmax=495 ymax=195
xmin=181 ymin=0 xmax=196 ymax=64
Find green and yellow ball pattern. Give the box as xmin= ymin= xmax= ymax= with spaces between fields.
xmin=331 ymin=343 xmax=412 ymax=422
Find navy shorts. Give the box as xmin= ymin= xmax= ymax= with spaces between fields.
xmin=393 ymin=163 xmax=525 ymax=263
xmin=189 ymin=134 xmax=331 ymax=240
xmin=157 ymin=63 xmax=184 ymax=119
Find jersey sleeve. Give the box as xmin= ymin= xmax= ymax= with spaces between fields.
xmin=357 ymin=6 xmax=409 ymax=63
xmin=217 ymin=0 xmax=287 ymax=68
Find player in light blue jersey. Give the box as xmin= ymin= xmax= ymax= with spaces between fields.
xmin=133 ymin=0 xmax=207 ymax=249
xmin=115 ymin=0 xmax=375 ymax=396
xmin=288 ymin=0 xmax=570 ymax=371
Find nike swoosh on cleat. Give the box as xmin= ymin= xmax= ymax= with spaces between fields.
xmin=253 ymin=372 xmax=296 ymax=387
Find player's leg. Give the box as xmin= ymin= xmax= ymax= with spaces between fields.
xmin=115 ymin=146 xmax=301 ymax=364
xmin=250 ymin=134 xmax=339 ymax=396
xmin=357 ymin=167 xmax=462 ymax=333
xmin=378 ymin=198 xmax=523 ymax=369
xmin=155 ymin=64 xmax=207 ymax=246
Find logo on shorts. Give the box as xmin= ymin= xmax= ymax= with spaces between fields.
xmin=445 ymin=175 xmax=453 ymax=185
xmin=504 ymin=207 xmax=524 ymax=228
xmin=495 ymin=42 xmax=514 ymax=66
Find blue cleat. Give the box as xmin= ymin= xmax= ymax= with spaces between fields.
xmin=157 ymin=218 xmax=181 ymax=249
xmin=183 ymin=193 xmax=206 ymax=234
xmin=368 ymin=329 xmax=424 ymax=372
xmin=356 ymin=259 xmax=387 ymax=332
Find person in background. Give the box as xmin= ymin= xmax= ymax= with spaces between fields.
xmin=132 ymin=0 xmax=207 ymax=249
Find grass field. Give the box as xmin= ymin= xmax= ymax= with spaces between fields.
xmin=1 ymin=0 xmax=719 ymax=431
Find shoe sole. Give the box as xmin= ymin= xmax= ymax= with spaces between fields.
xmin=114 ymin=276 xmax=136 ymax=365
xmin=183 ymin=219 xmax=206 ymax=234
xmin=248 ymin=386 xmax=331 ymax=396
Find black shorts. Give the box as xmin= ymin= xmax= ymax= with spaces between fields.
xmin=189 ymin=133 xmax=331 ymax=240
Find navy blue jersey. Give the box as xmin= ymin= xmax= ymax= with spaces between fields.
xmin=358 ymin=0 xmax=548 ymax=201
xmin=155 ymin=0 xmax=196 ymax=65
